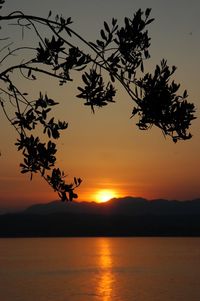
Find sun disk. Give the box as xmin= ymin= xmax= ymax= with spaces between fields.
xmin=95 ymin=189 xmax=116 ymax=203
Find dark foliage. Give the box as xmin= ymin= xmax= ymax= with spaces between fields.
xmin=0 ymin=4 xmax=196 ymax=200
xmin=132 ymin=60 xmax=196 ymax=142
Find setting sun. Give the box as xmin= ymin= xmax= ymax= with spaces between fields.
xmin=95 ymin=189 xmax=117 ymax=203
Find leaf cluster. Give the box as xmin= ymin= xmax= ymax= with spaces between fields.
xmin=114 ymin=9 xmax=152 ymax=72
xmin=12 ymin=92 xmax=68 ymax=139
xmin=77 ymin=70 xmax=116 ymax=112
xmin=47 ymin=168 xmax=82 ymax=202
xmin=35 ymin=36 xmax=91 ymax=85
xmin=54 ymin=47 xmax=91 ymax=85
xmin=89 ymin=9 xmax=153 ymax=87
xmin=10 ymin=90 xmax=78 ymax=199
xmin=132 ymin=60 xmax=196 ymax=141
xmin=16 ymin=135 xmax=57 ymax=177
xmin=36 ymin=36 xmax=65 ymax=66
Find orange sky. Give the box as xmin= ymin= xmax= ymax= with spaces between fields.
xmin=0 ymin=0 xmax=200 ymax=210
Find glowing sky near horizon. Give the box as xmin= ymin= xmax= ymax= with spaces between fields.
xmin=0 ymin=0 xmax=200 ymax=210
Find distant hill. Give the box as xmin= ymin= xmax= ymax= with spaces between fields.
xmin=1 ymin=197 xmax=200 ymax=237
xmin=24 ymin=197 xmax=200 ymax=216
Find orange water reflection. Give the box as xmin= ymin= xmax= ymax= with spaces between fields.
xmin=96 ymin=238 xmax=114 ymax=301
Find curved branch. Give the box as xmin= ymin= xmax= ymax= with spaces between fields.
xmin=0 ymin=46 xmax=36 ymax=65
xmin=0 ymin=42 xmax=13 ymax=55
xmin=0 ymin=63 xmax=71 ymax=81
xmin=0 ymin=101 xmax=21 ymax=134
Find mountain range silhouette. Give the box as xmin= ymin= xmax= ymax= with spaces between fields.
xmin=1 ymin=197 xmax=200 ymax=237
xmin=24 ymin=196 xmax=200 ymax=216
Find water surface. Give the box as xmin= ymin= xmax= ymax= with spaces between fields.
xmin=0 ymin=237 xmax=200 ymax=301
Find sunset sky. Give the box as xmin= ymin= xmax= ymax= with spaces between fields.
xmin=0 ymin=0 xmax=200 ymax=211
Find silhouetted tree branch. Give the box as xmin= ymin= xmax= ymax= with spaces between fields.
xmin=0 ymin=0 xmax=196 ymax=200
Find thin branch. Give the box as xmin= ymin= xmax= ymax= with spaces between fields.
xmin=0 ymin=98 xmax=21 ymax=134
xmin=0 ymin=42 xmax=13 ymax=54
xmin=0 ymin=46 xmax=36 ymax=65
xmin=0 ymin=63 xmax=71 ymax=81
xmin=0 ymin=87 xmax=27 ymax=105
xmin=5 ymin=76 xmax=21 ymax=116
xmin=26 ymin=18 xmax=46 ymax=46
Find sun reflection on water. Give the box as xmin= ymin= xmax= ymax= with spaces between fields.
xmin=97 ymin=238 xmax=114 ymax=301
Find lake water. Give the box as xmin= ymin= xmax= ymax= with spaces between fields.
xmin=0 ymin=237 xmax=200 ymax=301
